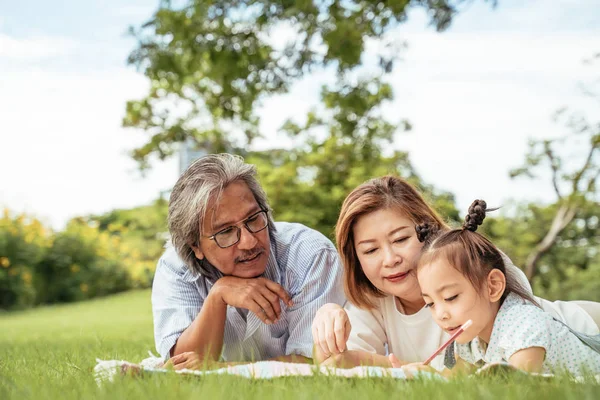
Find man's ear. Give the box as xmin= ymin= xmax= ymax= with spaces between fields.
xmin=191 ymin=244 xmax=205 ymax=261
xmin=487 ymin=269 xmax=506 ymax=302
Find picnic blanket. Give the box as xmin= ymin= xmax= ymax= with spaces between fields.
xmin=93 ymin=354 xmax=600 ymax=385
xmin=93 ymin=354 xmax=423 ymax=385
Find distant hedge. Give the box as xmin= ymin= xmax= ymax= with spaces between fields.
xmin=0 ymin=209 xmax=155 ymax=310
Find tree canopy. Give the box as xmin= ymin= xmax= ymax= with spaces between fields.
xmin=124 ymin=0 xmax=495 ymax=169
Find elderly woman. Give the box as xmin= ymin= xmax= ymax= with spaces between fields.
xmin=312 ymin=176 xmax=600 ymax=369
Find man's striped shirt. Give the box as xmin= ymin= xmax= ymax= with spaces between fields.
xmin=152 ymin=222 xmax=346 ymax=361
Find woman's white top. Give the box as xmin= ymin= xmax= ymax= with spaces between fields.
xmin=346 ymin=262 xmax=599 ymax=370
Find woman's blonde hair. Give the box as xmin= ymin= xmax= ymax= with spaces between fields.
xmin=335 ymin=176 xmax=447 ymax=309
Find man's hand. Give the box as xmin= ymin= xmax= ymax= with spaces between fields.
xmin=164 ymin=351 xmax=204 ymax=370
xmin=312 ymin=303 xmax=351 ymax=358
xmin=212 ymin=276 xmax=293 ymax=325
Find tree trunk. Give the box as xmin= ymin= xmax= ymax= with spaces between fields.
xmin=525 ymin=204 xmax=577 ymax=281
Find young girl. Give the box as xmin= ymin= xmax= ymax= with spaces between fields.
xmin=410 ymin=200 xmax=600 ymax=376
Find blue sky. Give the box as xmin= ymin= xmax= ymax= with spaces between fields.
xmin=1 ymin=0 xmax=599 ymax=229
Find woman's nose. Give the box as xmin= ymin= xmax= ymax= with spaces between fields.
xmin=382 ymin=245 xmax=401 ymax=268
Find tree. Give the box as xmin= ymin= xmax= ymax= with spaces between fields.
xmin=510 ymin=54 xmax=600 ymax=281
xmin=124 ymin=0 xmax=495 ymax=168
xmin=122 ymin=0 xmax=484 ymax=234
xmin=247 ymin=78 xmax=460 ymax=237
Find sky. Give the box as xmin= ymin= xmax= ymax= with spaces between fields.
xmin=0 ymin=0 xmax=598 ymax=229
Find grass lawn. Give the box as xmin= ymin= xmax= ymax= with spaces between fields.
xmin=1 ymin=290 xmax=599 ymax=399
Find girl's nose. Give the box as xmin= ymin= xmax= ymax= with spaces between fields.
xmin=436 ymin=306 xmax=450 ymax=321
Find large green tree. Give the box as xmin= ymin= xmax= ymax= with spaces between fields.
xmin=247 ymin=78 xmax=459 ymax=236
xmin=124 ymin=0 xmax=495 ymax=168
xmin=123 ymin=0 xmax=482 ymax=233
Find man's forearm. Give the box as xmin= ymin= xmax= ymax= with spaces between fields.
xmin=270 ymin=354 xmax=311 ymax=363
xmin=171 ymin=291 xmax=228 ymax=361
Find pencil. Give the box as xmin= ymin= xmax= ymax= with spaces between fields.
xmin=423 ymin=319 xmax=473 ymax=366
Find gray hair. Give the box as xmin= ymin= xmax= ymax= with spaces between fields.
xmin=168 ymin=153 xmax=275 ymax=279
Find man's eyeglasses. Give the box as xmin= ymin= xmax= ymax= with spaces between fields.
xmin=205 ymin=210 xmax=269 ymax=248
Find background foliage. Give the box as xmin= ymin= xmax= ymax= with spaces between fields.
xmin=1 ymin=1 xmax=597 ymax=309
xmin=0 ymin=208 xmax=161 ymax=310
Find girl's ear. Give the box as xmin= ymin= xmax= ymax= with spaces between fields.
xmin=487 ymin=269 xmax=506 ymax=302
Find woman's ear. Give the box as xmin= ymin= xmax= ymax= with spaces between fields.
xmin=487 ymin=269 xmax=506 ymax=302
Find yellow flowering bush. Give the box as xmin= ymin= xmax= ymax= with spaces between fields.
xmin=0 ymin=209 xmax=163 ymax=309
xmin=0 ymin=209 xmax=50 ymax=309
xmin=35 ymin=217 xmax=133 ymax=303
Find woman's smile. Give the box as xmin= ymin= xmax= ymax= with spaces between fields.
xmin=385 ymin=271 xmax=410 ymax=283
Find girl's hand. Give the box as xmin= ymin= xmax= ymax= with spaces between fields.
xmin=312 ymin=303 xmax=352 ymax=359
xmin=401 ymin=361 xmax=437 ymax=378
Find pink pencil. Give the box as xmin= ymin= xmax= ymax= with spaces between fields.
xmin=423 ymin=319 xmax=473 ymax=366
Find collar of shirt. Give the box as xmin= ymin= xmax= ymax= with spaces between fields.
xmin=455 ymin=292 xmax=524 ymax=365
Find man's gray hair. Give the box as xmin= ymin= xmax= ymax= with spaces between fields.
xmin=168 ymin=153 xmax=274 ymax=279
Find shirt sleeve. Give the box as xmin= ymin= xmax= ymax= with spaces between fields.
xmin=345 ymin=301 xmax=388 ymax=355
xmin=152 ymin=251 xmax=204 ymax=361
xmin=284 ymin=248 xmax=346 ymax=358
xmin=497 ymin=305 xmax=553 ymax=361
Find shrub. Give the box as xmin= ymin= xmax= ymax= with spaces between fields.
xmin=35 ymin=218 xmax=133 ymax=304
xmin=0 ymin=209 xmax=50 ymax=309
xmin=0 ymin=210 xmax=145 ymax=309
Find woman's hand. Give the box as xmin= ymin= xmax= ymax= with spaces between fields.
xmin=388 ymin=353 xmax=404 ymax=368
xmin=312 ymin=303 xmax=352 ymax=359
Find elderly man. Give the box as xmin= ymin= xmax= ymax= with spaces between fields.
xmin=152 ymin=153 xmax=345 ymax=368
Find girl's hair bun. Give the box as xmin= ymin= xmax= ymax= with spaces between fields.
xmin=463 ymin=199 xmax=488 ymax=232
xmin=415 ymin=221 xmax=439 ymax=243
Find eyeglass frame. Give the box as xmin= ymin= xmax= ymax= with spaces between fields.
xmin=200 ymin=209 xmax=269 ymax=249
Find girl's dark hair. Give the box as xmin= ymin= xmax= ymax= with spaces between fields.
xmin=416 ymin=200 xmax=538 ymax=306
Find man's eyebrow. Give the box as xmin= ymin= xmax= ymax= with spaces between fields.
xmin=421 ymin=283 xmax=460 ymax=298
xmin=211 ymin=206 xmax=261 ymax=233
xmin=356 ymin=225 xmax=410 ymax=246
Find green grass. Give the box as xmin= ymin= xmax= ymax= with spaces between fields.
xmin=1 ymin=290 xmax=599 ymax=399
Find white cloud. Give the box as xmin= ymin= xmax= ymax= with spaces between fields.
xmin=111 ymin=5 xmax=156 ymax=19
xmin=0 ymin=34 xmax=78 ymax=60
xmin=387 ymin=31 xmax=598 ymax=211
xmin=0 ymin=67 xmax=178 ymax=229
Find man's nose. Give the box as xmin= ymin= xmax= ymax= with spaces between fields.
xmin=237 ymin=226 xmax=258 ymax=250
